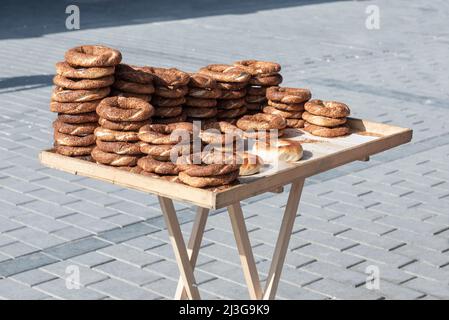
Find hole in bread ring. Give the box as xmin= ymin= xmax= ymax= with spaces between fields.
xmin=115 ymin=64 xmax=154 ymax=84
xmin=91 ymin=147 xmax=139 ymax=166
xmin=52 ymin=86 xmax=110 ymax=103
xmin=178 ymin=170 xmax=239 ymax=188
xmin=302 ymin=111 xmax=347 ymax=127
xmin=94 ymin=127 xmax=140 ymax=142
xmin=266 ymin=87 xmax=311 ymax=104
xmin=199 ymin=64 xmax=251 ymax=83
xmin=55 ymin=61 xmax=115 ymax=79
xmin=137 ymin=156 xmax=180 ymax=175
xmin=138 ymin=122 xmax=193 ymax=145
xmin=96 ymin=96 xmax=153 ymax=122
xmin=65 ymin=45 xmax=122 ymax=67
xmin=236 ymin=113 xmax=286 ymax=131
xmin=304 ymin=100 xmax=350 ymax=118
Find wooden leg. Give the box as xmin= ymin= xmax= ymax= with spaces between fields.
xmin=158 ymin=196 xmax=201 ymax=300
xmin=227 ymin=202 xmax=263 ymax=300
xmin=175 ymin=207 xmax=209 ymax=300
xmin=263 ymin=178 xmax=305 ymax=300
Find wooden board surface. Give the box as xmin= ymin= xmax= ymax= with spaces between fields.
xmin=39 ymin=118 xmax=412 ymax=209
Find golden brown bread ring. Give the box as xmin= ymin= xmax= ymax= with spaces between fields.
xmin=65 ymin=45 xmax=122 ymax=67
xmin=252 ymin=139 xmax=303 ymax=163
xmin=245 ymin=94 xmax=267 ymax=104
xmin=91 ymin=147 xmax=139 ymax=166
xmin=98 ymin=117 xmax=150 ymax=131
xmin=245 ymin=102 xmax=263 ymax=111
xmin=201 ymin=121 xmax=243 ymax=145
xmin=177 ymin=162 xmax=240 ymax=177
xmin=249 ymin=74 xmax=282 ymax=86
xmin=154 ymin=85 xmax=188 ymax=98
xmin=263 ymin=106 xmax=303 ymax=119
xmin=113 ymin=79 xmax=155 ymax=94
xmin=154 ymin=106 xmax=183 ymax=118
xmin=178 ymin=170 xmax=239 ymax=188
xmin=217 ymin=106 xmax=247 ymax=119
xmin=117 ymin=166 xmax=145 ymax=174
xmin=247 ymin=86 xmax=267 ymax=96
xmin=110 ymin=90 xmax=152 ymax=101
xmin=199 ymin=64 xmax=250 ymax=83
xmin=185 ymin=97 xmax=217 ymax=108
xmin=96 ymin=140 xmax=144 ymax=155
xmin=94 ymin=127 xmax=140 ymax=142
xmin=57 ymin=112 xmax=99 ymax=124
xmin=189 ymin=73 xmax=217 ymax=89
xmin=304 ymin=100 xmax=350 ymax=118
xmin=302 ymin=112 xmax=347 ymax=127
xmin=137 ymin=156 xmax=180 ymax=175
xmin=236 ymin=113 xmax=286 ymax=131
xmin=220 ymin=88 xmax=246 ymax=100
xmin=53 ymin=131 xmax=95 ymax=147
xmin=140 ymin=143 xmax=190 ymax=160
xmin=144 ymin=67 xmax=190 ymax=87
xmin=115 ymin=64 xmax=154 ymax=84
xmin=266 ymin=87 xmax=311 ymax=104
xmin=138 ymin=122 xmax=193 ymax=145
xmin=239 ymin=153 xmax=263 ymax=176
xmin=268 ymin=100 xmax=305 ymax=111
xmin=54 ymin=144 xmax=95 ymax=156
xmin=55 ymin=62 xmax=115 ymax=79
xmin=244 ymin=129 xmax=284 ymax=139
xmin=188 ymin=87 xmax=222 ymax=99
xmin=96 ymin=96 xmax=153 ymax=122
xmin=53 ymin=75 xmax=114 ymax=90
xmin=152 ymin=113 xmax=187 ymax=124
xmin=234 ymin=60 xmax=281 ymax=76
xmin=216 ymin=98 xmax=245 ymax=110
xmin=53 ymin=120 xmax=97 ymax=136
xmin=51 ymin=86 xmax=110 ymax=103
xmin=286 ymin=118 xmax=305 ymax=128
xmin=50 ymin=100 xmax=100 ymax=114
xmin=184 ymin=107 xmax=217 ymax=118
xmin=151 ymin=96 xmax=186 ymax=107
xmin=216 ymin=81 xmax=247 ymax=90
xmin=303 ymin=122 xmax=350 ymax=137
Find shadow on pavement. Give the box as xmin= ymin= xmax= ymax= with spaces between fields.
xmin=0 ymin=74 xmax=53 ymax=93
xmin=0 ymin=0 xmax=351 ymax=40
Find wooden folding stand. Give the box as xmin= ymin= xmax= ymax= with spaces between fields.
xmin=39 ymin=118 xmax=412 ymax=300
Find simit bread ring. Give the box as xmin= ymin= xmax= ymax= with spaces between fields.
xmin=199 ymin=64 xmax=250 ymax=83
xmin=201 ymin=121 xmax=243 ymax=145
xmin=110 ymin=90 xmax=152 ymax=101
xmin=304 ymin=100 xmax=350 ymax=118
xmin=53 ymin=75 xmax=114 ymax=90
xmin=188 ymin=87 xmax=222 ymax=99
xmin=50 ymin=100 xmax=100 ymax=114
xmin=268 ymin=100 xmax=305 ymax=111
xmin=140 ymin=143 xmax=190 ymax=160
xmin=153 ymin=106 xmax=183 ymax=118
xmin=263 ymin=106 xmax=303 ymax=119
xmin=151 ymin=96 xmax=186 ymax=107
xmin=234 ymin=60 xmax=281 ymax=75
xmin=185 ymin=97 xmax=217 ymax=108
xmin=154 ymin=85 xmax=188 ymax=98
xmin=53 ymin=120 xmax=97 ymax=136
xmin=245 ymin=95 xmax=267 ymax=104
xmin=302 ymin=111 xmax=347 ymax=127
xmin=286 ymin=118 xmax=305 ymax=128
xmin=266 ymin=87 xmax=311 ymax=104
xmin=51 ymin=86 xmax=110 ymax=103
xmin=189 ymin=73 xmax=217 ymax=89
xmin=54 ymin=144 xmax=95 ymax=156
xmin=184 ymin=107 xmax=217 ymax=118
xmin=152 ymin=113 xmax=187 ymax=124
xmin=144 ymin=67 xmax=190 ymax=87
xmin=303 ymin=122 xmax=350 ymax=137
xmin=177 ymin=162 xmax=240 ymax=177
xmin=57 ymin=112 xmax=99 ymax=124
xmin=115 ymin=64 xmax=153 ymax=84
xmin=137 ymin=156 xmax=180 ymax=175
xmin=91 ymin=147 xmax=139 ymax=166
xmin=249 ymin=74 xmax=283 ymax=86
xmin=98 ymin=117 xmax=149 ymax=131
xmin=245 ymin=102 xmax=262 ymax=111
xmin=55 ymin=61 xmax=115 ymax=79
xmin=65 ymin=45 xmax=122 ymax=67
xmin=94 ymin=127 xmax=140 ymax=142
xmin=178 ymin=170 xmax=239 ymax=188
xmin=236 ymin=113 xmax=286 ymax=131
xmin=113 ymin=79 xmax=155 ymax=94
xmin=53 ymin=131 xmax=95 ymax=147
xmin=247 ymin=86 xmax=267 ymax=96
xmin=138 ymin=122 xmax=193 ymax=145
xmin=220 ymin=88 xmax=246 ymax=100
xmin=96 ymin=96 xmax=153 ymax=122
xmin=96 ymin=140 xmax=144 ymax=155
xmin=216 ymin=81 xmax=247 ymax=90
xmin=216 ymin=98 xmax=245 ymax=110
xmin=217 ymin=106 xmax=247 ymax=119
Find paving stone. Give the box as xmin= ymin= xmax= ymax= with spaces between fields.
xmin=0 ymin=278 xmax=49 ymax=299
xmin=12 ymin=213 xmax=68 ymax=233
xmin=11 ymin=269 xmax=58 ymax=287
xmin=403 ymin=278 xmax=449 ymax=299
xmin=35 ymin=278 xmax=107 ymax=300
xmin=293 ymin=243 xmax=364 ymax=268
xmin=0 ymin=252 xmax=57 ymax=277
xmin=5 ymin=227 xmax=65 ymax=249
xmin=98 ymin=244 xmax=163 ymax=268
xmin=42 ymin=261 xmax=109 ymax=286
xmin=94 ymin=260 xmax=162 ymax=286
xmin=89 ymin=278 xmax=161 ymax=300
xmin=305 ymin=278 xmax=384 ymax=300
xmin=0 ymin=241 xmax=40 ymax=258
xmin=43 ymin=237 xmax=110 ymax=260
xmin=60 ymin=213 xmax=118 ymax=234
xmin=98 ymin=222 xmax=160 ymax=244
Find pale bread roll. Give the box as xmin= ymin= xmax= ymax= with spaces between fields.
xmin=252 ymin=139 xmax=303 ymax=163
xmin=239 ymin=152 xmax=263 ymax=176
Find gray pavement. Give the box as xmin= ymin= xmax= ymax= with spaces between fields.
xmin=0 ymin=0 xmax=448 ymax=299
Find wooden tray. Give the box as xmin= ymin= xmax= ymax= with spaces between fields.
xmin=39 ymin=118 xmax=412 ymax=209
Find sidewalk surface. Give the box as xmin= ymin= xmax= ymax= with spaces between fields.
xmin=0 ymin=0 xmax=448 ymax=300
